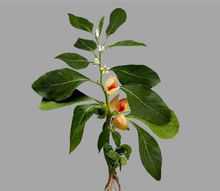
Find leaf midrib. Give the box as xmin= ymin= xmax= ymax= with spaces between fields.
xmin=78 ymin=39 xmax=95 ymax=50
xmin=122 ymin=86 xmax=164 ymax=119
xmin=64 ymin=58 xmax=88 ymax=64
xmin=116 ymin=69 xmax=150 ymax=81
xmin=140 ymin=132 xmax=157 ymax=175
xmin=110 ymin=40 xmax=145 ymax=47
xmin=49 ymin=78 xmax=87 ymax=87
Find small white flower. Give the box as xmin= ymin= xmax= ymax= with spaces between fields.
xmin=94 ymin=57 xmax=100 ymax=64
xmin=95 ymin=29 xmax=100 ymax=38
xmin=98 ymin=45 xmax=105 ymax=52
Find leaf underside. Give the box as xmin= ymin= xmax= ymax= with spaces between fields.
xmin=39 ymin=89 xmax=94 ymax=111
xmin=128 ymin=111 xmax=179 ymax=139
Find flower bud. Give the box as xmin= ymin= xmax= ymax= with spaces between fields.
xmin=94 ymin=57 xmax=100 ymax=64
xmin=112 ymin=114 xmax=128 ymax=130
xmin=98 ymin=45 xmax=105 ymax=52
xmin=104 ymin=76 xmax=119 ymax=95
xmin=95 ymin=29 xmax=100 ymax=38
xmin=110 ymin=96 xmax=129 ymax=113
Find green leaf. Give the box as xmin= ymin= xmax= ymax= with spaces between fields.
xmin=68 ymin=13 xmax=93 ymax=33
xmin=128 ymin=111 xmax=179 ymax=139
xmin=112 ymin=65 xmax=160 ymax=88
xmin=74 ymin=38 xmax=97 ymax=51
xmin=106 ymin=150 xmax=120 ymax=161
xmin=69 ymin=104 xmax=101 ymax=153
xmin=132 ymin=122 xmax=162 ymax=181
xmin=32 ymin=68 xmax=89 ymax=101
xmin=106 ymin=8 xmax=127 ymax=36
xmin=39 ymin=89 xmax=94 ymax=111
xmin=97 ymin=125 xmax=110 ymax=152
xmin=103 ymin=144 xmax=122 ymax=170
xmin=55 ymin=53 xmax=89 ymax=69
xmin=120 ymin=156 xmax=127 ymax=166
xmin=112 ymin=131 xmax=121 ymax=147
xmin=98 ymin=16 xmax=105 ymax=35
xmin=121 ymin=84 xmax=171 ymax=125
xmin=116 ymin=144 xmax=132 ymax=160
xmin=108 ymin=40 xmax=146 ymax=48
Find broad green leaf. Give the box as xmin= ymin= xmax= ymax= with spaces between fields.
xmin=128 ymin=111 xmax=179 ymax=139
xmin=39 ymin=89 xmax=94 ymax=111
xmin=98 ymin=16 xmax=105 ymax=35
xmin=122 ymin=84 xmax=171 ymax=125
xmin=68 ymin=13 xmax=93 ymax=33
xmin=112 ymin=131 xmax=121 ymax=147
xmin=69 ymin=104 xmax=101 ymax=153
xmin=55 ymin=53 xmax=89 ymax=69
xmin=132 ymin=122 xmax=162 ymax=181
xmin=106 ymin=8 xmax=127 ymax=36
xmin=97 ymin=125 xmax=110 ymax=152
xmin=108 ymin=40 xmax=146 ymax=48
xmin=32 ymin=68 xmax=89 ymax=101
xmin=112 ymin=65 xmax=160 ymax=88
xmin=74 ymin=38 xmax=97 ymax=51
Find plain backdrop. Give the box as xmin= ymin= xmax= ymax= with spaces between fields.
xmin=0 ymin=0 xmax=220 ymax=190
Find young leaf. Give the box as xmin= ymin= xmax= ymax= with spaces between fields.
xmin=112 ymin=65 xmax=160 ymax=88
xmin=98 ymin=125 xmax=110 ymax=152
xmin=68 ymin=13 xmax=93 ymax=33
xmin=103 ymin=144 xmax=120 ymax=169
xmin=108 ymin=40 xmax=146 ymax=48
xmin=74 ymin=38 xmax=97 ymax=51
xmin=69 ymin=104 xmax=101 ymax=153
xmin=116 ymin=144 xmax=132 ymax=160
xmin=128 ymin=111 xmax=179 ymax=139
xmin=120 ymin=156 xmax=128 ymax=166
xmin=106 ymin=8 xmax=127 ymax=36
xmin=106 ymin=149 xmax=120 ymax=161
xmin=39 ymin=89 xmax=95 ymax=111
xmin=98 ymin=16 xmax=105 ymax=35
xmin=32 ymin=68 xmax=89 ymax=101
xmin=121 ymin=84 xmax=171 ymax=125
xmin=55 ymin=53 xmax=89 ymax=69
xmin=112 ymin=131 xmax=121 ymax=147
xmin=132 ymin=122 xmax=162 ymax=181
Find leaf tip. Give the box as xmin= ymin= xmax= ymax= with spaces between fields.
xmin=155 ymin=174 xmax=162 ymax=181
xmin=69 ymin=146 xmax=73 ymax=154
xmin=67 ymin=13 xmax=73 ymax=17
xmin=54 ymin=55 xmax=60 ymax=60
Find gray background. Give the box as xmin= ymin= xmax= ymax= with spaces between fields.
xmin=0 ymin=0 xmax=219 ymax=190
